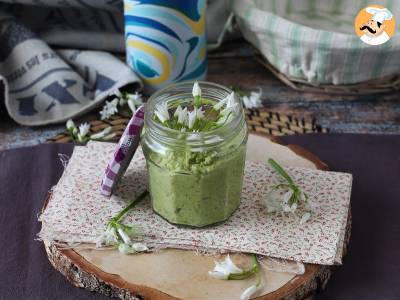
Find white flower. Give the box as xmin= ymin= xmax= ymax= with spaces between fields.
xmin=118 ymin=242 xmax=149 ymax=255
xmin=300 ymin=212 xmax=311 ymax=224
xmin=300 ymin=191 xmax=307 ymax=202
xmin=100 ymin=98 xmax=119 ymax=120
xmin=240 ymin=284 xmax=259 ymax=300
xmin=220 ymin=103 xmax=239 ymax=116
xmin=217 ymin=92 xmax=238 ymax=116
xmin=131 ymin=242 xmax=148 ymax=252
xmin=216 ymin=114 xmax=232 ymax=126
xmin=214 ymin=92 xmax=234 ymax=111
xmin=242 ymin=89 xmax=262 ymax=109
xmin=264 ymin=189 xmax=283 ymax=213
xmin=127 ymin=92 xmax=143 ymax=113
xmin=187 ymin=108 xmax=197 ymax=129
xmin=196 ymin=107 xmax=205 ymax=119
xmin=118 ymin=243 xmax=133 ymax=254
xmin=155 ymin=102 xmax=170 ymax=123
xmin=66 ymin=119 xmax=76 ymax=131
xmin=90 ymin=127 xmax=112 ymax=140
xmin=77 ymin=122 xmax=90 ymax=141
xmin=79 ymin=122 xmax=90 ymax=136
xmin=192 ymin=81 xmax=201 ymax=98
xmin=117 ymin=228 xmax=132 ymax=244
xmin=96 ymin=226 xmax=118 ymax=247
xmin=208 ymin=255 xmax=243 ymax=280
xmin=174 ymin=106 xmax=188 ymax=124
xmin=282 ymin=190 xmax=293 ymax=204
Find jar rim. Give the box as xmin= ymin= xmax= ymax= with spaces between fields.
xmin=144 ymin=81 xmax=245 ymax=148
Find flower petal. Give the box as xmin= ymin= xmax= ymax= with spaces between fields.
xmin=187 ymin=109 xmax=197 ymax=129
xmin=79 ymin=122 xmax=90 ymax=137
xmin=282 ymin=190 xmax=293 ymax=204
xmin=300 ymin=212 xmax=311 ymax=224
xmin=217 ymin=255 xmax=243 ymax=275
xmin=213 ymin=93 xmax=230 ymax=110
xmin=131 ymin=243 xmax=148 ymax=252
xmin=192 ymin=81 xmax=201 ymax=97
xmin=240 ymin=284 xmax=258 ymax=300
xmin=66 ymin=119 xmax=75 ymax=131
xmin=208 ymin=270 xmax=228 ymax=280
xmin=117 ymin=228 xmax=132 ymax=244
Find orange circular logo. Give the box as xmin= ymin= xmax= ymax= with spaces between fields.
xmin=354 ymin=5 xmax=395 ymax=45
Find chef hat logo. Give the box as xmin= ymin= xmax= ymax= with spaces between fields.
xmin=354 ymin=5 xmax=396 ymax=46
xmin=367 ymin=7 xmax=393 ymax=23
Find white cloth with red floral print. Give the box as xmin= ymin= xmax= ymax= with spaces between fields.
xmin=39 ymin=141 xmax=352 ymax=265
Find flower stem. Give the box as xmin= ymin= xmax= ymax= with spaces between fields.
xmin=267 ymin=159 xmax=295 ymax=186
xmin=112 ymin=190 xmax=148 ymax=222
xmin=229 ymin=254 xmax=260 ymax=280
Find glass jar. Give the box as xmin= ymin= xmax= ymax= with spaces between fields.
xmin=141 ymin=81 xmax=248 ymax=227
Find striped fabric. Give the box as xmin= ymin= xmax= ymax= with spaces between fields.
xmin=233 ymin=0 xmax=400 ymax=85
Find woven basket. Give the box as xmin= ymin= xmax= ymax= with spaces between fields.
xmin=233 ymin=0 xmax=400 ymax=90
xmin=47 ymin=108 xmax=328 ymax=143
xmin=255 ymin=54 xmax=400 ymax=95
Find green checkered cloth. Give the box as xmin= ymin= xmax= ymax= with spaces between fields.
xmin=233 ymin=0 xmax=400 ymax=85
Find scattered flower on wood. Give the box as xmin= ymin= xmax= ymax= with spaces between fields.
xmin=265 ymin=158 xmax=313 ymax=223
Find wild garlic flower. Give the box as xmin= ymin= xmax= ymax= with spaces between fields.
xmin=213 ymin=92 xmax=231 ymax=111
xmin=265 ymin=159 xmax=312 ymax=224
xmin=116 ymin=228 xmax=131 ymax=244
xmin=96 ymin=225 xmax=118 ymax=247
xmin=240 ymin=284 xmax=259 ymax=300
xmin=187 ymin=108 xmax=198 ymax=129
xmin=196 ymin=107 xmax=205 ymax=119
xmin=242 ymin=89 xmax=262 ymax=109
xmin=100 ymin=98 xmax=119 ymax=120
xmin=66 ymin=119 xmax=76 ymax=131
xmin=208 ymin=255 xmax=243 ymax=279
xmin=90 ymin=127 xmax=112 ymax=140
xmin=77 ymin=122 xmax=90 ymax=141
xmin=155 ymin=102 xmax=170 ymax=123
xmin=192 ymin=81 xmax=201 ymax=98
xmin=79 ymin=122 xmax=90 ymax=136
xmin=174 ymin=106 xmax=188 ymax=124
xmin=118 ymin=243 xmax=148 ymax=254
xmin=208 ymin=254 xmax=262 ymax=300
xmin=127 ymin=92 xmax=144 ymax=113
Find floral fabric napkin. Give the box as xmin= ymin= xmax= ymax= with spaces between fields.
xmin=39 ymin=142 xmax=352 ymax=265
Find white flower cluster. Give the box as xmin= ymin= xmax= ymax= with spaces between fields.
xmin=96 ymin=223 xmax=148 ymax=255
xmin=66 ymin=119 xmax=115 ymax=142
xmin=100 ymin=89 xmax=144 ymax=120
xmin=242 ymin=89 xmax=262 ymax=109
xmin=208 ymin=255 xmax=262 ymax=300
xmin=153 ymin=82 xmax=239 ymax=132
xmin=264 ymin=159 xmax=313 ymax=224
xmin=265 ymin=187 xmax=312 ymax=224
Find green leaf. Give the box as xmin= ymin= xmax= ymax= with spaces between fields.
xmin=267 ymin=159 xmax=295 ymax=186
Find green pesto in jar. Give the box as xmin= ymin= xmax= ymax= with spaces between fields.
xmin=141 ymin=81 xmax=248 ymax=227
xmin=145 ymin=145 xmax=246 ymax=227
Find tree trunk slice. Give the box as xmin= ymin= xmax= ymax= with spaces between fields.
xmin=43 ymin=133 xmax=351 ymax=300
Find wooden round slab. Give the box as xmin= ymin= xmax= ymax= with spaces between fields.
xmin=43 ymin=133 xmax=350 ymax=300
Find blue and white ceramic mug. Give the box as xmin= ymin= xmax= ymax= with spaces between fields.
xmin=124 ymin=0 xmax=207 ymax=93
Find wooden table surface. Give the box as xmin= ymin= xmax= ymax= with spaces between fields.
xmin=1 ymin=40 xmax=399 ymax=150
